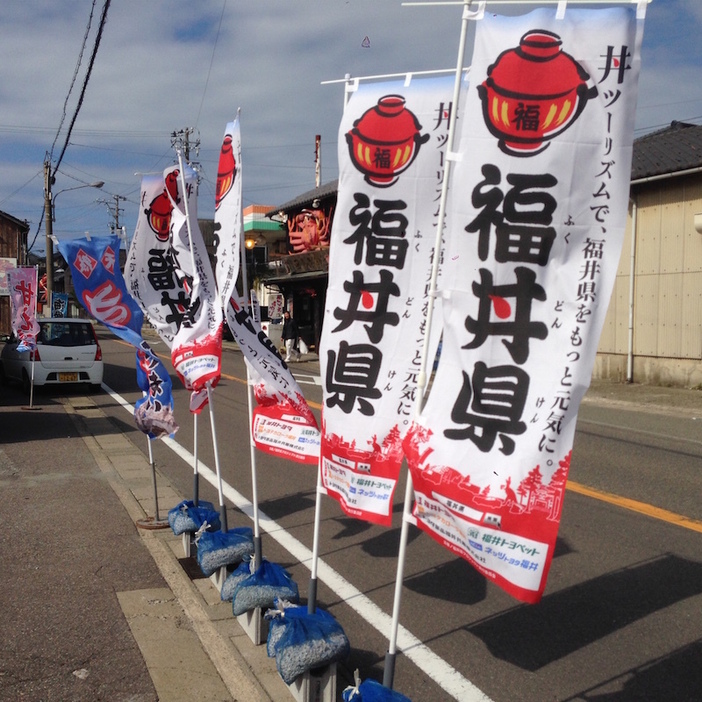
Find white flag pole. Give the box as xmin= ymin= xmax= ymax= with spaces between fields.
xmin=193 ymin=413 xmax=199 ymax=506
xmin=29 ymin=266 xmax=39 ymax=409
xmin=29 ymin=355 xmax=36 ymax=409
xmin=175 ymin=148 xmax=228 ymax=531
xmin=245 ymin=372 xmax=262 ymax=567
xmin=206 ymin=384 xmax=228 ymax=531
xmin=307 ymin=464 xmax=325 ymax=613
xmin=383 ymin=0 xmax=480 ymax=689
xmin=238 ymin=158 xmax=263 ymax=568
xmin=307 ymin=74 xmax=361 ymax=615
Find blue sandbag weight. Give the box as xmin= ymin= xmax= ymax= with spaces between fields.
xmin=265 ymin=600 xmax=349 ymax=685
xmin=231 ymin=560 xmax=299 ymax=616
xmin=221 ymin=559 xmax=253 ymax=602
xmin=342 ymin=677 xmax=413 ymax=702
xmin=196 ymin=527 xmax=254 ymax=576
xmin=167 ymin=499 xmax=220 ymax=535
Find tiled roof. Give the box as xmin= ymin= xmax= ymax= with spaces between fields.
xmin=265 ymin=123 xmax=702 ymax=213
xmin=266 ymin=180 xmax=339 ymax=218
xmin=632 ymin=121 xmax=702 ymax=181
xmin=0 ymin=209 xmax=29 ymax=230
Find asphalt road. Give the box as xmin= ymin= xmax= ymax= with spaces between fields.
xmin=94 ymin=328 xmax=702 ymax=702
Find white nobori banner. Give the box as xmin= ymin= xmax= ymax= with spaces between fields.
xmin=213 ymin=116 xmax=320 ymax=463
xmin=404 ymin=7 xmax=644 ymax=603
xmin=320 ymin=74 xmax=467 ymax=525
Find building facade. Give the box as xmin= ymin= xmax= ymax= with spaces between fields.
xmin=262 ymin=180 xmax=337 ymax=351
xmin=0 ymin=210 xmax=30 ymax=337
xmin=257 ymin=123 xmax=702 ymax=387
xmin=596 ymin=122 xmax=702 ymax=388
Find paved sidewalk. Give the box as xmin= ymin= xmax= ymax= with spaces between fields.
xmin=1 ymin=372 xmax=700 ymax=701
xmin=0 ymin=384 xmax=288 ymax=702
xmin=583 ymin=377 xmax=702 ymax=416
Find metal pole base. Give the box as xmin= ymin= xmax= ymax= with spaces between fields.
xmin=382 ymin=651 xmax=397 ymax=690
xmin=307 ymin=577 xmax=318 ymax=615
xmin=253 ymin=534 xmax=263 ymax=570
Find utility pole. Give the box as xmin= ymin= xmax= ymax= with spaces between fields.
xmin=315 ymin=134 xmax=321 ymax=188
xmin=43 ymin=158 xmax=55 ymax=307
xmin=99 ymin=193 xmax=127 ymax=235
xmin=171 ymin=127 xmax=200 ymax=164
xmin=42 ymin=165 xmax=104 ymax=310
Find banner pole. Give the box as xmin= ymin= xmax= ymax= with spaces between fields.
xmin=206 ymin=384 xmax=228 ymax=531
xmin=308 ymin=463 xmax=324 ymax=614
xmin=29 ymin=266 xmax=38 ymax=409
xmin=29 ymin=357 xmax=36 ymax=408
xmin=246 ymin=366 xmax=263 ymax=568
xmin=147 ymin=437 xmax=161 ymax=521
xmin=235 ymin=114 xmax=262 ymax=566
xmin=193 ymin=413 xmax=199 ymax=506
xmin=383 ymin=0 xmax=478 ymax=689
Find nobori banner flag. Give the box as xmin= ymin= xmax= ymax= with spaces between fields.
xmin=125 ymin=167 xmax=223 ymax=404
xmin=213 ymin=116 xmax=319 ymax=463
xmin=59 ymin=235 xmax=177 ymax=438
xmin=166 ymin=164 xmax=223 ymax=394
xmin=125 ymin=173 xmax=178 ymax=347
xmin=7 ymin=267 xmax=39 ymax=351
xmin=404 ymin=8 xmax=644 ymax=603
xmin=213 ymin=116 xmax=243 ymax=306
xmin=225 ymin=295 xmax=320 ymax=464
xmin=320 ymin=75 xmax=467 ymax=526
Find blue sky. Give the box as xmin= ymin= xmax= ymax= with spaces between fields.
xmin=0 ymin=0 xmax=700 ymax=255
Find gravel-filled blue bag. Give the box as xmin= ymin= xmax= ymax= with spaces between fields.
xmin=221 ymin=559 xmax=253 ymax=602
xmin=265 ymin=599 xmax=303 ymax=657
xmin=231 ymin=560 xmax=299 ymax=616
xmin=196 ymin=527 xmax=254 ymax=576
xmin=265 ymin=600 xmax=349 ymax=684
xmin=167 ymin=499 xmax=221 ymax=535
xmin=342 ymin=676 xmax=412 ymax=702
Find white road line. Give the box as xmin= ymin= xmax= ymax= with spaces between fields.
xmin=290 ymin=372 xmax=323 ymax=386
xmin=105 ymin=384 xmax=493 ymax=702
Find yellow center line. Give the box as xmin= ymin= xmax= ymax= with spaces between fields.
xmin=112 ymin=339 xmax=699 ymax=532
xmin=567 ymin=480 xmax=702 ymax=533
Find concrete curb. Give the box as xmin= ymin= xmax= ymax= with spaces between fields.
xmin=62 ymin=395 xmax=289 ymax=702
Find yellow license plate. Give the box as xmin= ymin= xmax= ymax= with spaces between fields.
xmin=59 ymin=372 xmax=78 ymax=382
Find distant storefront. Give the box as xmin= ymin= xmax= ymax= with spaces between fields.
xmin=264 ymin=180 xmax=337 ymax=351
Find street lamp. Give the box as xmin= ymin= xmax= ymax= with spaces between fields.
xmin=43 ymin=161 xmax=104 ymax=306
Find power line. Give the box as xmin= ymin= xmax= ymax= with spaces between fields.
xmin=50 ymin=0 xmax=98 ymax=160
xmin=51 ymin=0 xmax=112 ymax=178
xmin=195 ymin=0 xmax=227 ymax=129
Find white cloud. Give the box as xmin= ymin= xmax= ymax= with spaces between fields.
xmin=1 ymin=0 xmax=700 ymax=249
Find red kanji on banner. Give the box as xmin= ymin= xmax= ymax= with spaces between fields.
xmin=73 ymin=249 xmax=98 ymax=279
xmin=101 ymin=245 xmax=116 ymax=275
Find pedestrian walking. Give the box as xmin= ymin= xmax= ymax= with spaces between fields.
xmin=282 ymin=310 xmax=301 ymax=362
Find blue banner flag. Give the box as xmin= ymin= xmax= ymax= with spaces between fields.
xmin=57 ymin=235 xmax=178 ymax=438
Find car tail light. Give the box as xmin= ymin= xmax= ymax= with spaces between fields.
xmin=90 ymin=326 xmax=102 ymax=361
